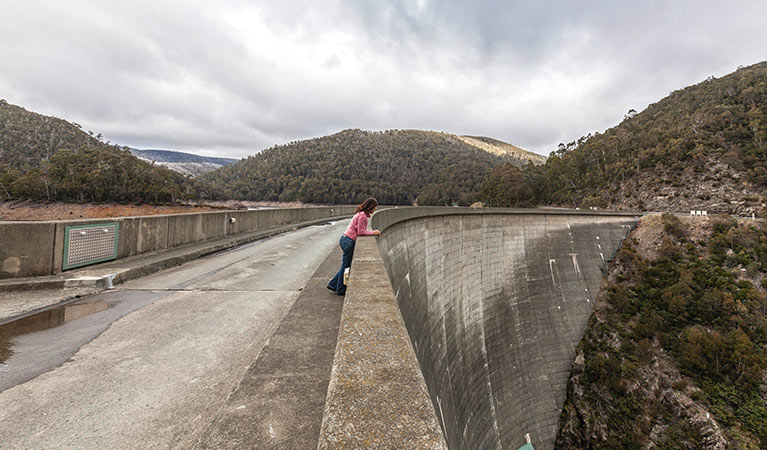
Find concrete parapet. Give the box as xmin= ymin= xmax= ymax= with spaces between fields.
xmin=318 ymin=236 xmax=448 ymax=450
xmin=370 ymin=206 xmax=640 ymax=231
xmin=0 ymin=207 xmax=356 ymax=279
xmin=0 ymin=222 xmax=56 ymax=278
xmin=137 ymin=215 xmax=171 ymax=255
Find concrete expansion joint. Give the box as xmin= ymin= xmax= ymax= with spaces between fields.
xmin=117 ymin=288 xmax=296 ymax=293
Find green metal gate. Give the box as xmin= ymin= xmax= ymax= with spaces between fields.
xmin=62 ymin=223 xmax=119 ymax=270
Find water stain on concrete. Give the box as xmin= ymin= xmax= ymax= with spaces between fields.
xmin=1 ymin=256 xmax=21 ymax=274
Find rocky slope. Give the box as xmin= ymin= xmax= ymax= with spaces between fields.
xmin=556 ymin=214 xmax=767 ymax=448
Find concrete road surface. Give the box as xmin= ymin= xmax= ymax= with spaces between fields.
xmin=0 ymin=220 xmax=347 ymax=449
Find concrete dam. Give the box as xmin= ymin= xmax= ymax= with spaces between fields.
xmin=2 ymin=206 xmax=642 ymax=449
xmin=371 ymin=209 xmax=639 ymax=450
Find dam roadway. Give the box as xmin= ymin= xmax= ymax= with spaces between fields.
xmin=0 ymin=220 xmax=349 ymax=449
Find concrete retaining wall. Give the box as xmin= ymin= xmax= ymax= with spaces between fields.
xmin=0 ymin=207 xmax=355 ymax=279
xmin=344 ymin=207 xmax=639 ymax=450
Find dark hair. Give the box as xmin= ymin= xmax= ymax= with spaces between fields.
xmin=355 ymin=197 xmax=378 ymax=214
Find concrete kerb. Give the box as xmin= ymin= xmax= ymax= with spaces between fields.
xmin=0 ymin=278 xmax=67 ymax=292
xmin=0 ymin=215 xmax=352 ymax=294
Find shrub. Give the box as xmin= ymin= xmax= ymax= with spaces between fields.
xmin=661 ymin=213 xmax=688 ymax=240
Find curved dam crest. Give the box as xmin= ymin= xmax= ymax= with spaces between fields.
xmin=374 ymin=210 xmax=637 ymax=449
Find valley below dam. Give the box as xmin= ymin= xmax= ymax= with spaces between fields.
xmin=373 ymin=209 xmax=639 ymax=449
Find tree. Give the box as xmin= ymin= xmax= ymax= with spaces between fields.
xmin=478 ymin=163 xmax=534 ymax=207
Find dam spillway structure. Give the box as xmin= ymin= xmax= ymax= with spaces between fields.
xmin=371 ymin=208 xmax=639 ymax=450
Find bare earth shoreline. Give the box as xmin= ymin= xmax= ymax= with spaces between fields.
xmin=0 ymin=200 xmax=307 ymax=221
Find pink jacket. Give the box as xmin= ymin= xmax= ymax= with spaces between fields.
xmin=344 ymin=211 xmax=375 ymax=240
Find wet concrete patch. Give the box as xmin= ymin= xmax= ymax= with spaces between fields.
xmin=0 ymin=299 xmax=115 ymax=364
xmin=0 ymin=287 xmax=101 ymax=323
xmin=0 ymin=289 xmax=171 ymax=393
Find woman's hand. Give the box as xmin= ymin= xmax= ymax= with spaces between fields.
xmin=373 ymin=230 xmax=381 ymax=236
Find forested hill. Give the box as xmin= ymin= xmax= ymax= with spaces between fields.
xmin=0 ymin=100 xmax=106 ymax=170
xmin=483 ymin=61 xmax=767 ymax=215
xmin=201 ymin=129 xmax=535 ymax=205
xmin=0 ymin=100 xmax=214 ymax=203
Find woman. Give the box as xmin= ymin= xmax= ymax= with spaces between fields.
xmin=327 ymin=197 xmax=381 ymax=295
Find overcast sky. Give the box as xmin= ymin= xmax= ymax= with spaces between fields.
xmin=1 ymin=1 xmax=765 ymax=159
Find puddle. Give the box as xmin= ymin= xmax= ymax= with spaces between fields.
xmin=0 ymin=300 xmax=115 ymax=364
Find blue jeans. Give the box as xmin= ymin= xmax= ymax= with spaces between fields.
xmin=328 ymin=235 xmax=355 ymax=295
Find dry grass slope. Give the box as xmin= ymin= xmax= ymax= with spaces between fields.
xmin=456 ymin=135 xmax=546 ymax=164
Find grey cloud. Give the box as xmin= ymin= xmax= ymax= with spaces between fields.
xmin=1 ymin=0 xmax=766 ymax=159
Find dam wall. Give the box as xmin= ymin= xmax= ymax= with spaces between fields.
xmin=371 ymin=208 xmax=639 ymax=449
xmin=0 ymin=206 xmax=355 ymax=279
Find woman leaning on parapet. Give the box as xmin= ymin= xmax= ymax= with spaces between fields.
xmin=327 ymin=197 xmax=381 ymax=295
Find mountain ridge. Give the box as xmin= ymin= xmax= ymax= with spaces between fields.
xmin=128 ymin=148 xmax=237 ymax=166
xmin=128 ymin=148 xmax=237 ymax=177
